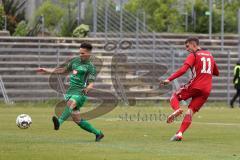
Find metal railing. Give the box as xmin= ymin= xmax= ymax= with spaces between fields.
xmin=0 ymin=76 xmax=13 ymax=104
xmin=0 ymin=36 xmax=237 ymax=105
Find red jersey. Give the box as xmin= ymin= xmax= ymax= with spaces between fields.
xmin=184 ymin=49 xmax=219 ymax=93
xmin=167 ymin=49 xmax=219 ymax=93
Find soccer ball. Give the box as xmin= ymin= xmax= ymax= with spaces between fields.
xmin=16 ymin=114 xmax=32 ymax=129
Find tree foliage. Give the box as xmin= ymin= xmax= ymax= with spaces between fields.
xmin=0 ymin=4 xmax=4 ymax=30
xmin=13 ymin=20 xmax=29 ymax=36
xmin=186 ymin=0 xmax=240 ymax=33
xmin=34 ymin=0 xmax=64 ymax=34
xmin=34 ymin=0 xmax=79 ymax=36
xmin=58 ymin=0 xmax=78 ymax=37
xmin=73 ymin=24 xmax=89 ymax=37
xmin=125 ymin=0 xmax=240 ymax=33
xmin=1 ymin=0 xmax=26 ymax=34
xmin=224 ymin=0 xmax=240 ymax=33
xmin=125 ymin=0 xmax=184 ymax=32
xmin=191 ymin=0 xmax=210 ymax=33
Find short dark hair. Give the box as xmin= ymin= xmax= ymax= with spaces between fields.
xmin=80 ymin=42 xmax=92 ymax=51
xmin=185 ymin=37 xmax=199 ymax=45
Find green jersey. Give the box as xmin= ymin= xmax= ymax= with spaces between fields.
xmin=65 ymin=57 xmax=96 ymax=95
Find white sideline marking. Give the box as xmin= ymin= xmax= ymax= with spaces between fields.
xmin=192 ymin=122 xmax=240 ymax=127
xmin=97 ymin=118 xmax=240 ymax=127
xmin=97 ymin=117 xmax=240 ymax=127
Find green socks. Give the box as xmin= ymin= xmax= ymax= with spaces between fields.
xmin=58 ymin=106 xmax=73 ymax=125
xmin=78 ymin=119 xmax=101 ymax=135
xmin=58 ymin=107 xmax=101 ymax=135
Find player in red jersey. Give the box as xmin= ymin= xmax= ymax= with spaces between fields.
xmin=161 ymin=37 xmax=219 ymax=141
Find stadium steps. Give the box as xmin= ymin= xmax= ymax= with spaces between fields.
xmin=0 ymin=35 xmax=238 ymax=102
xmin=0 ymin=38 xmax=238 ymax=51
xmin=2 ymin=80 xmax=230 ymax=90
xmin=0 ymin=72 xmax=227 ymax=87
xmin=0 ymin=54 xmax=234 ymax=64
xmin=3 ymin=89 xmax=164 ymax=98
xmin=1 ymin=89 xmax=233 ymax=102
xmin=0 ymin=53 xmax=234 ymax=65
xmin=0 ymin=96 xmax=231 ymax=102
xmin=92 ymin=32 xmax=239 ymax=40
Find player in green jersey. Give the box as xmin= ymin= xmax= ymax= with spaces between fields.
xmin=37 ymin=42 xmax=104 ymax=142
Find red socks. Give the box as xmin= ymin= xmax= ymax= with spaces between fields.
xmin=170 ymin=93 xmax=180 ymax=111
xmin=170 ymin=93 xmax=193 ymax=135
xmin=178 ymin=114 xmax=192 ymax=134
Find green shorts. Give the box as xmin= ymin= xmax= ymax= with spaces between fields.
xmin=64 ymin=94 xmax=87 ymax=110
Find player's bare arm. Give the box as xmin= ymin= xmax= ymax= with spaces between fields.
xmin=160 ymin=64 xmax=190 ymax=86
xmin=36 ymin=67 xmax=67 ymax=74
xmin=83 ymin=82 xmax=94 ymax=94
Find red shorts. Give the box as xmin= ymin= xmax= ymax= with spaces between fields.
xmin=175 ymin=86 xmax=210 ymax=113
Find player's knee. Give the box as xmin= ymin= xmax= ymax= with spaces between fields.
xmin=71 ymin=111 xmax=81 ymax=123
xmin=170 ymin=93 xmax=179 ymax=101
xmin=186 ymin=109 xmax=194 ymax=116
xmin=72 ymin=115 xmax=81 ymax=123
xmin=67 ymin=100 xmax=77 ymax=109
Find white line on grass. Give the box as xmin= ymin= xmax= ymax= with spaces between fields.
xmin=192 ymin=121 xmax=240 ymax=127
xmin=96 ymin=117 xmax=240 ymax=127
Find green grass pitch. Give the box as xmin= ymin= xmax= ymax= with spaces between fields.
xmin=0 ymin=101 xmax=240 ymax=160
